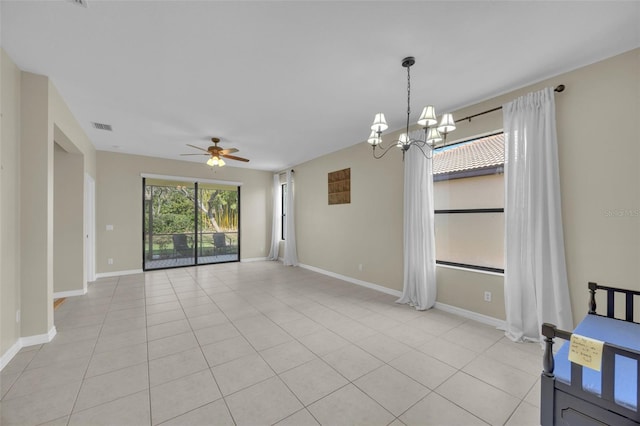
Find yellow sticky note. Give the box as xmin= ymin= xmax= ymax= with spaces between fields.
xmin=568 ymin=334 xmax=604 ymax=372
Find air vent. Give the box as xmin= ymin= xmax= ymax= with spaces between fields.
xmin=91 ymin=122 xmax=113 ymax=131
xmin=67 ymin=0 xmax=88 ymax=7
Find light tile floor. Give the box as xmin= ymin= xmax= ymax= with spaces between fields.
xmin=1 ymin=261 xmax=543 ymax=425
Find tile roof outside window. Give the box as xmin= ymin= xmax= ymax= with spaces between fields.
xmin=433 ymin=133 xmax=504 ymax=176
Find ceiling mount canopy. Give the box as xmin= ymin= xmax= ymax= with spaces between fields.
xmin=367 ymin=56 xmax=456 ymax=160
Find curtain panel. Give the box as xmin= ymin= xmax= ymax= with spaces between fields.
xmin=397 ymin=132 xmax=437 ymax=310
xmin=503 ymin=87 xmax=573 ymax=342
xmin=283 ymin=170 xmax=298 ymax=266
xmin=267 ymin=173 xmax=281 ymax=261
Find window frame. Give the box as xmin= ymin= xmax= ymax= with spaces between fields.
xmin=433 ymin=132 xmax=505 ymax=274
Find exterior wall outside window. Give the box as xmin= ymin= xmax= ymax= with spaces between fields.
xmin=433 ymin=133 xmax=505 ymax=272
xmin=434 ymin=174 xmax=504 ymax=271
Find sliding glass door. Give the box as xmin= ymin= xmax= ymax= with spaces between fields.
xmin=196 ymin=182 xmax=240 ymax=264
xmin=143 ymin=178 xmax=240 ymax=270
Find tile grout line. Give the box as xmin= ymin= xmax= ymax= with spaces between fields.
xmin=183 ymin=267 xmax=239 ymax=426
xmin=64 ymin=275 xmax=119 ymax=425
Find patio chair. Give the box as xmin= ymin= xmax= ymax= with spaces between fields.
xmin=172 ymin=234 xmax=192 ymax=257
xmin=213 ymin=232 xmax=227 ymax=255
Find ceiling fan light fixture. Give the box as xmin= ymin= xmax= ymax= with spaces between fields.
xmin=206 ymin=155 xmax=226 ymax=168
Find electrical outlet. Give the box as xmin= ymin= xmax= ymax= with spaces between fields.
xmin=358 ymin=264 xmax=363 ymax=271
xmin=484 ymin=291 xmax=492 ymax=302
xmin=108 ymin=258 xmax=113 ymax=265
xmin=16 ymin=310 xmax=20 ymax=323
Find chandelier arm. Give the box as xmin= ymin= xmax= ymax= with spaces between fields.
xmin=410 ymin=141 xmax=434 ymax=160
xmin=371 ymin=144 xmax=397 ymax=160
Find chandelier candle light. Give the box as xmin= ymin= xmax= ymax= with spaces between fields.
xmin=367 ymin=56 xmax=456 ymax=160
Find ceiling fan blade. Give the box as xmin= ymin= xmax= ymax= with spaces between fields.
xmin=219 ymin=148 xmax=239 ymax=155
xmin=222 ymin=154 xmax=250 ymax=162
xmin=180 ymin=153 xmax=209 ymax=156
xmin=186 ymin=144 xmax=209 ymax=152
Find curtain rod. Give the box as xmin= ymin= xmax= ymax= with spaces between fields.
xmin=455 ymin=84 xmax=565 ymax=124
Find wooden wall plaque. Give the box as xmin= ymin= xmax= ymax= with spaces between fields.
xmin=328 ymin=168 xmax=351 ymax=205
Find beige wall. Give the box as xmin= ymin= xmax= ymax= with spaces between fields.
xmin=50 ymin=79 xmax=96 ymax=296
xmin=1 ymin=49 xmax=22 ymax=355
xmin=294 ymin=137 xmax=405 ymax=291
xmin=293 ymin=48 xmax=640 ymax=324
xmin=20 ymin=71 xmax=53 ymax=337
xmin=96 ymin=151 xmax=273 ymax=274
xmin=54 ymin=144 xmax=84 ymax=294
xmin=50 ymin=84 xmax=96 ymax=179
xmin=448 ymin=48 xmax=639 ymax=324
xmin=1 ymin=49 xmax=96 ymax=360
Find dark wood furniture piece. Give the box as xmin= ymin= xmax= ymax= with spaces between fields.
xmin=541 ymin=282 xmax=640 ymax=425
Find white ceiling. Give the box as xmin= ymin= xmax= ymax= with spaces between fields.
xmin=2 ymin=1 xmax=639 ymax=171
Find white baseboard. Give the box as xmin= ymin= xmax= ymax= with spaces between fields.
xmin=21 ymin=326 xmax=57 ymax=347
xmin=240 ymin=257 xmax=268 ymax=263
xmin=53 ymin=288 xmax=87 ymax=298
xmin=298 ymin=263 xmax=403 ymax=298
xmin=297 ymin=263 xmax=504 ymax=328
xmin=0 ymin=340 xmax=22 ymax=371
xmin=95 ymin=269 xmax=143 ymax=279
xmin=434 ymin=302 xmax=505 ymax=328
xmin=1 ymin=326 xmax=58 ymax=372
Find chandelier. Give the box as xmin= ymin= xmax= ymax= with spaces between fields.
xmin=367 ymin=56 xmax=456 ymax=160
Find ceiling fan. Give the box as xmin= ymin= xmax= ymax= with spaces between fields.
xmin=181 ymin=137 xmax=250 ymax=167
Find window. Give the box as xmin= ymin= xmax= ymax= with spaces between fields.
xmin=433 ymin=132 xmax=504 ymax=273
xmin=281 ymin=183 xmax=287 ymax=240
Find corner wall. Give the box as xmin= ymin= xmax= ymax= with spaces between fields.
xmin=1 ymin=49 xmax=22 ymax=357
xmin=294 ymin=139 xmax=404 ymax=292
xmin=20 ymin=71 xmax=53 ymax=337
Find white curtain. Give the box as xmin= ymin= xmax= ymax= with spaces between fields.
xmin=283 ymin=170 xmax=298 ymax=266
xmin=397 ymin=133 xmax=437 ymax=310
xmin=267 ymin=173 xmax=281 ymax=261
xmin=503 ymin=87 xmax=573 ymax=342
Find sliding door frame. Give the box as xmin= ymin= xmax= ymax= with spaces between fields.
xmin=141 ymin=173 xmax=243 ymax=271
